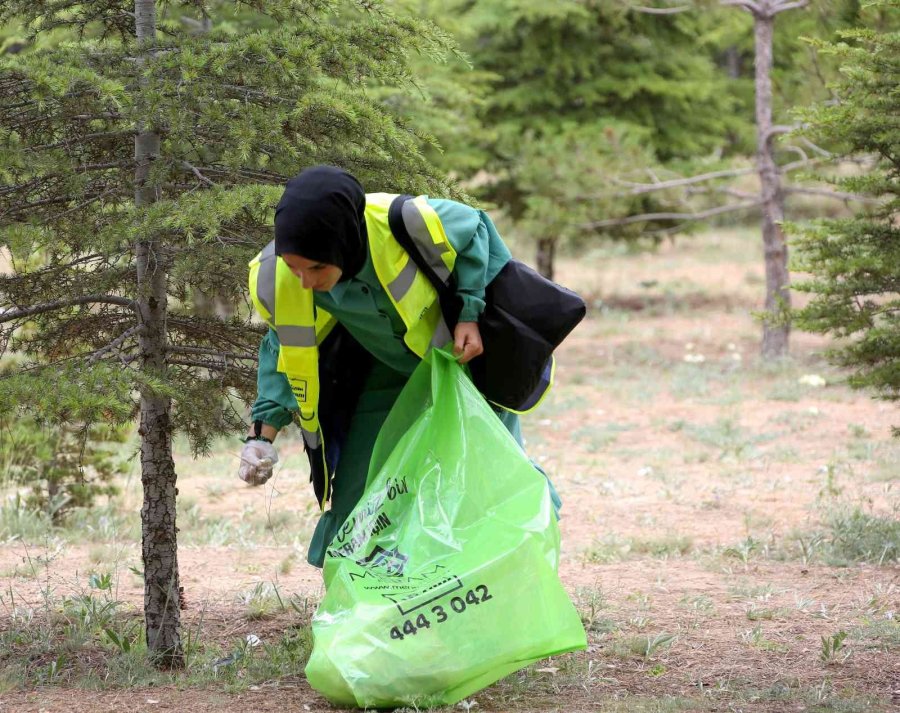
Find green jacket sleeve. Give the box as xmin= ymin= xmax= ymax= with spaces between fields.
xmin=429 ymin=199 xmax=512 ymax=323
xmin=249 ymin=328 xmax=297 ymax=430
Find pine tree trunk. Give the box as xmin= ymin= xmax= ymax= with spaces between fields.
xmin=536 ymin=237 xmax=556 ymax=281
xmin=135 ymin=0 xmax=183 ymax=668
xmin=753 ymin=7 xmax=791 ymax=358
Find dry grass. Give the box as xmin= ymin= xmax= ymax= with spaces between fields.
xmin=1 ymin=228 xmax=898 ymax=712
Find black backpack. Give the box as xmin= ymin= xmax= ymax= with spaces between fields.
xmin=388 ymin=195 xmax=586 ymax=412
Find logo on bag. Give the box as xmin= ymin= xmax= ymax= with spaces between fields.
xmin=381 ymin=570 xmax=464 ymax=616
xmin=355 ymin=545 xmax=409 ymax=577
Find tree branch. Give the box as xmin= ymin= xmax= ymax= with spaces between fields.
xmin=582 ymin=201 xmax=764 ymax=229
xmin=167 ymin=345 xmax=255 ymax=360
xmin=686 ymin=185 xmax=759 ymax=200
xmin=797 ymin=136 xmax=833 ymax=158
xmin=720 ymin=0 xmax=762 ymax=13
xmin=773 ymin=0 xmax=809 ymax=13
xmin=785 ymin=186 xmax=881 ymax=204
xmin=0 ymin=295 xmax=136 ymax=323
xmin=180 ymin=161 xmax=218 ymax=187
xmin=167 ymin=358 xmax=234 ymax=372
xmin=627 ymin=3 xmax=694 ymax=13
xmin=30 ymin=130 xmax=136 ymax=152
xmin=88 ymin=324 xmax=143 ymax=364
xmin=764 ymin=124 xmax=794 ymax=142
xmin=610 ymin=167 xmax=758 ymax=196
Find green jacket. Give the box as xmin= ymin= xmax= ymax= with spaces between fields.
xmin=251 ymin=197 xmax=512 ymax=428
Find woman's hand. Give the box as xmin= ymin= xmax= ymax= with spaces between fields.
xmin=453 ymin=321 xmax=484 ymax=364
xmin=238 ymin=440 xmax=279 ymax=486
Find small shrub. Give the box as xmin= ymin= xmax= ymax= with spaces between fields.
xmin=0 ymin=493 xmax=52 ymax=542
xmin=826 ymin=506 xmax=900 ymax=565
xmin=0 ymin=416 xmax=128 ymax=522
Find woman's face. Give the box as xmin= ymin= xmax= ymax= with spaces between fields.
xmin=281 ymin=253 xmax=343 ymax=292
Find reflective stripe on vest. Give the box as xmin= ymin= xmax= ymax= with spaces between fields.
xmin=249 ymin=245 xmax=335 ymax=502
xmin=247 ymin=193 xmax=456 ymax=502
xmin=365 ymin=193 xmax=455 ymax=355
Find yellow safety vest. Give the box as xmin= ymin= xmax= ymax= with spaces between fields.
xmin=248 ymin=193 xmax=457 ymax=504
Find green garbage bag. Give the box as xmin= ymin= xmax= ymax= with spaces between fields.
xmin=305 ymin=349 xmax=586 ymax=708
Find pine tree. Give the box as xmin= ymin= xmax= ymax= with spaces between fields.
xmin=450 ymin=0 xmax=747 ymax=278
xmin=0 ymin=0 xmax=455 ymax=665
xmin=792 ymin=1 xmax=900 ymax=429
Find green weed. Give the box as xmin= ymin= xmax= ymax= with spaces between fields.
xmin=770 ymin=409 xmax=821 ymax=434
xmin=723 ymin=535 xmax=769 ymax=564
xmin=850 ymin=617 xmax=900 ymax=652
xmin=670 ymin=364 xmax=713 ymax=400
xmin=575 ymin=588 xmax=617 ymax=635
xmin=870 ymin=444 xmax=900 ymax=482
xmin=584 ymin=534 xmax=692 ymax=563
xmin=0 ymin=573 xmax=146 ymax=688
xmin=825 ymin=506 xmax=900 ymax=565
xmin=614 ymin=632 xmax=677 ymax=659
xmin=207 ymin=627 xmax=312 ymax=689
xmin=740 ymin=625 xmax=788 ymax=652
xmin=62 ymin=503 xmax=140 ymax=542
xmin=0 ymin=493 xmax=53 ymax=542
xmin=746 ymin=607 xmax=781 ymax=621
xmin=728 ymin=581 xmax=775 ymax=601
xmin=202 ymin=482 xmax=226 ymax=501
xmin=572 ymin=422 xmax=632 ymax=453
xmin=682 ymin=418 xmax=773 ymax=461
xmin=820 ymin=630 xmax=850 ymax=664
xmin=679 ymin=594 xmax=714 ymax=615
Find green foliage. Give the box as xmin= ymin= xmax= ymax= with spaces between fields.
xmin=450 ymin=0 xmax=760 ymax=253
xmin=791 ymin=3 xmax=900 ymax=429
xmin=0 ymin=0 xmax=458 ymax=453
xmin=820 ymin=629 xmax=849 ymax=663
xmin=825 ymin=505 xmax=900 ymax=565
xmin=0 ymin=571 xmax=314 ymax=690
xmin=463 ymin=0 xmax=742 ymax=160
xmin=0 ymin=415 xmax=127 ymax=521
xmin=0 ymin=493 xmax=53 ymax=541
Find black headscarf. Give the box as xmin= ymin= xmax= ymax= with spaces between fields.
xmin=274 ymin=166 xmax=367 ymax=281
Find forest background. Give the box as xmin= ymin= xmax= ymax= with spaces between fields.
xmin=0 ymin=1 xmax=897 ymax=711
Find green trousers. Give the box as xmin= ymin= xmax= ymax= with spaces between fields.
xmin=306 ymin=361 xmax=561 ymax=567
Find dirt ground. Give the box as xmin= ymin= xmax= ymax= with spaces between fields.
xmin=2 ymin=230 xmax=899 ymax=712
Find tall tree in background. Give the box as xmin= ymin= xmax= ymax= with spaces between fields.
xmin=0 ymin=0 xmax=454 ymax=665
xmin=793 ymin=1 xmax=899 ymax=429
xmin=725 ymin=0 xmax=810 ymax=357
xmin=454 ymin=0 xmax=748 ymax=279
xmin=503 ymin=0 xmax=860 ymax=358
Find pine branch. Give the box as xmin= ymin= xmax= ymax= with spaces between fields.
xmin=610 ymin=167 xmax=758 ymax=195
xmin=30 ymin=130 xmax=136 ymax=152
xmin=167 ymin=345 xmax=255 ymax=361
xmin=54 ymin=187 xmax=122 ymax=221
xmin=627 ymin=4 xmax=694 ymax=13
xmin=720 ymin=0 xmax=762 ymax=13
xmin=582 ymin=201 xmax=764 ymax=229
xmin=772 ymin=0 xmax=809 ymax=13
xmin=180 ymin=161 xmax=217 ymax=187
xmin=88 ymin=324 xmax=143 ymax=364
xmin=0 ymin=295 xmax=136 ymax=323
xmin=167 ymin=357 xmax=240 ymax=372
xmin=785 ymin=186 xmax=881 ymax=204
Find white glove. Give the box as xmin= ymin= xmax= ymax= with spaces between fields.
xmin=238 ymin=440 xmax=278 ymax=486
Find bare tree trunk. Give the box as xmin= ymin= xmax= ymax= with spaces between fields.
xmin=135 ymin=0 xmax=183 ymax=668
xmin=536 ymin=237 xmax=556 ymax=281
xmin=753 ymin=5 xmax=791 ymax=358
